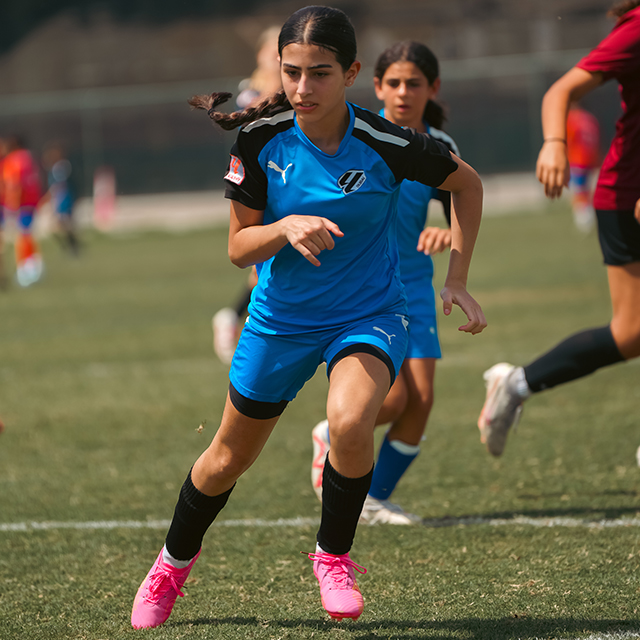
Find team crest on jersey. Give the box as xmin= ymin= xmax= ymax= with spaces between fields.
xmin=338 ymin=170 xmax=366 ymax=194
xmin=225 ymin=155 xmax=245 ymax=185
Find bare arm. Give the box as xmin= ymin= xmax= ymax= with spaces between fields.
xmin=417 ymin=226 xmax=451 ymax=255
xmin=436 ymin=155 xmax=486 ymax=335
xmin=536 ymin=67 xmax=603 ymax=199
xmin=228 ymin=200 xmax=343 ymax=269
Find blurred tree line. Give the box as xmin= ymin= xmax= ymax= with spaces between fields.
xmin=0 ymin=0 xmax=263 ymax=56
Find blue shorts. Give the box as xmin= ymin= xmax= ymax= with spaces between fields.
xmin=569 ymin=167 xmax=590 ymax=191
xmin=404 ymin=278 xmax=441 ymax=360
xmin=18 ymin=207 xmax=36 ymax=231
xmin=406 ymin=313 xmax=441 ymax=359
xmin=229 ymin=311 xmax=409 ymax=405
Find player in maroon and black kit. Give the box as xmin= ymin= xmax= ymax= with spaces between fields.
xmin=477 ymin=1 xmax=640 ymax=457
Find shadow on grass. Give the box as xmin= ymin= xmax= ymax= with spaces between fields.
xmin=174 ymin=615 xmax=640 ymax=639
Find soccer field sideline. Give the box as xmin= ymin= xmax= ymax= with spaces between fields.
xmin=3 ymin=514 xmax=640 ymax=533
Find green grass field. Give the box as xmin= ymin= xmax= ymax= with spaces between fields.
xmin=1 ymin=203 xmax=639 ymax=640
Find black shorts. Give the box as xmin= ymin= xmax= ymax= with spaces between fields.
xmin=596 ymin=210 xmax=640 ymax=266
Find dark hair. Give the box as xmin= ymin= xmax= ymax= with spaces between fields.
xmin=278 ymin=5 xmax=357 ymax=72
xmin=608 ymin=0 xmax=640 ymax=17
xmin=189 ymin=6 xmax=357 ymax=131
xmin=374 ymin=41 xmax=446 ymax=130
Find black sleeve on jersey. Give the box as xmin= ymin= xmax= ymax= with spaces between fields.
xmin=351 ymin=106 xmax=458 ymax=189
xmin=224 ymin=131 xmax=268 ymax=212
xmin=435 ymin=189 xmax=452 ymax=226
xmin=401 ymin=129 xmax=459 ymax=187
xmin=428 ymin=129 xmax=459 ymax=227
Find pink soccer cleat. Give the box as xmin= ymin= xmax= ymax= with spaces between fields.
xmin=309 ymin=551 xmax=366 ymax=620
xmin=131 ymin=548 xmax=201 ymax=629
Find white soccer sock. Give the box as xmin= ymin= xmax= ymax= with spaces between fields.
xmin=388 ymin=439 xmax=421 ymax=456
xmin=162 ymin=544 xmax=193 ymax=569
xmin=513 ymin=366 xmax=532 ymax=400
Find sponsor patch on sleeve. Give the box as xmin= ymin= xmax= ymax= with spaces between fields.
xmin=224 ymin=155 xmax=245 ymax=185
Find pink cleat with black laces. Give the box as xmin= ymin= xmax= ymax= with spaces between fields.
xmin=131 ymin=548 xmax=201 ymax=629
xmin=308 ymin=550 xmax=366 ymax=620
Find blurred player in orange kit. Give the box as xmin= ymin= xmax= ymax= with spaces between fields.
xmin=0 ymin=137 xmax=8 ymax=290
xmin=2 ymin=135 xmax=43 ymax=287
xmin=566 ymin=102 xmax=601 ymax=233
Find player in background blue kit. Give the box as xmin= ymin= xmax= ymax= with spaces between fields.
xmin=40 ymin=143 xmax=80 ymax=256
xmin=311 ymin=41 xmax=462 ymax=524
xmin=131 ymin=6 xmax=485 ymax=629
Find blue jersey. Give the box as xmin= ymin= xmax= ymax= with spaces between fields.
xmin=388 ymin=116 xmax=460 ymax=308
xmin=48 ymin=159 xmax=74 ymax=215
xmin=224 ymin=103 xmax=457 ymax=335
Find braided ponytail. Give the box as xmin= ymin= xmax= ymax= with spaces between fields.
xmin=188 ymin=90 xmax=292 ymax=130
xmin=189 ymin=7 xmax=357 ymax=130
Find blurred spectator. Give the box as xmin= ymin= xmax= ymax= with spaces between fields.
xmin=2 ymin=135 xmax=43 ymax=287
xmin=40 ymin=142 xmax=80 ymax=255
xmin=235 ymin=26 xmax=281 ymax=109
xmin=566 ymin=101 xmax=601 ymax=233
xmin=213 ymin=26 xmax=281 ymax=363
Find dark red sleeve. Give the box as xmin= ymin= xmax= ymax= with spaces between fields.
xmin=577 ymin=10 xmax=640 ymax=79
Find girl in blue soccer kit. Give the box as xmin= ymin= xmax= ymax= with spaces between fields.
xmin=311 ymin=41 xmax=463 ymax=524
xmin=131 ymin=6 xmax=485 ymax=629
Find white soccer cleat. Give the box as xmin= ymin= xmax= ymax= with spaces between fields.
xmin=573 ymin=205 xmax=596 ymax=234
xmin=359 ymin=494 xmax=422 ymax=525
xmin=311 ymin=419 xmax=330 ymax=501
xmin=212 ymin=308 xmax=238 ymax=365
xmin=16 ymin=255 xmax=44 ymax=288
xmin=478 ymin=363 xmax=524 ymax=457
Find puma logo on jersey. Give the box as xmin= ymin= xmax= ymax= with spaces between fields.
xmin=268 ymin=160 xmax=293 ymax=184
xmin=374 ymin=326 xmax=396 ymax=344
xmin=338 ymin=170 xmax=366 ymax=194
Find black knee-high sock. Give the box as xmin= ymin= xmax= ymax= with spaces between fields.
xmin=317 ymin=458 xmax=373 ymax=556
xmin=524 ymin=325 xmax=624 ymax=393
xmin=165 ymin=469 xmax=234 ymax=561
